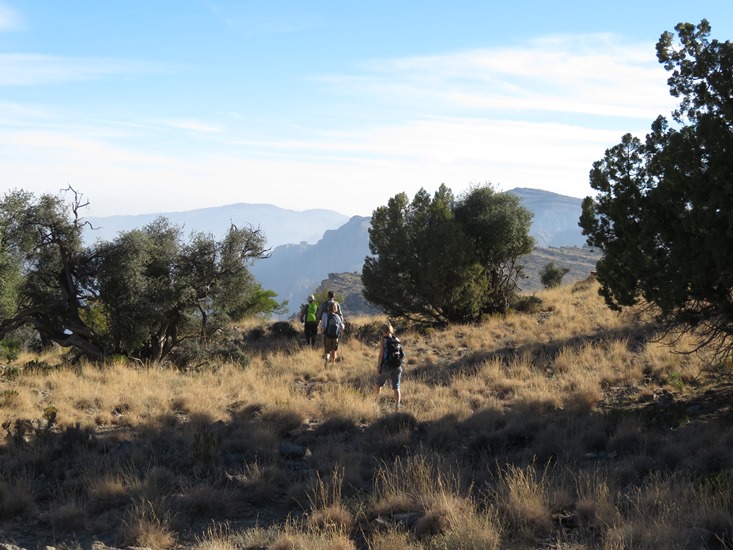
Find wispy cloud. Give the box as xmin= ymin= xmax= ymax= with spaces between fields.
xmin=0 ymin=3 xmax=22 ymax=31
xmin=0 ymin=53 xmax=167 ymax=86
xmin=203 ymin=0 xmax=323 ymax=37
xmin=320 ymin=34 xmax=675 ymax=122
xmin=162 ymin=119 xmax=225 ymax=134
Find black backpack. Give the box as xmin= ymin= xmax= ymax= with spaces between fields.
xmin=326 ymin=313 xmax=341 ymax=338
xmin=383 ymin=335 xmax=404 ymax=368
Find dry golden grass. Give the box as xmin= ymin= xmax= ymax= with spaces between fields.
xmin=118 ymin=499 xmax=177 ymax=550
xmin=2 ymin=279 xmax=733 ymax=549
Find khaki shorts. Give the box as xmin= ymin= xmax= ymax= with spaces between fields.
xmin=324 ymin=336 xmax=339 ymax=352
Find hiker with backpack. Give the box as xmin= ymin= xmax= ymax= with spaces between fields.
xmin=321 ymin=301 xmax=345 ymax=363
xmin=376 ymin=322 xmax=405 ymax=409
xmin=317 ymin=290 xmax=344 ymax=324
xmin=317 ymin=290 xmax=345 ymax=348
xmin=299 ymin=294 xmax=319 ymax=347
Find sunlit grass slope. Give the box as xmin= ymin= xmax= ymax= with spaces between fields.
xmin=1 ymin=278 xmax=731 ymax=549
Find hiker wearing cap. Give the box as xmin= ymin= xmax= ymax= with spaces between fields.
xmin=299 ymin=295 xmax=319 ymax=347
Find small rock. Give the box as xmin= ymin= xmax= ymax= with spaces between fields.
xmin=279 ymin=441 xmax=311 ymax=458
xmin=393 ymin=512 xmax=421 ymax=527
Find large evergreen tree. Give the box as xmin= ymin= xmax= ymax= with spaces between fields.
xmin=579 ymin=20 xmax=733 ymax=357
xmin=363 ymin=184 xmax=534 ymax=324
xmin=0 ymin=188 xmax=277 ymax=361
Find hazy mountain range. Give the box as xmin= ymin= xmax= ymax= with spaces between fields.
xmin=84 ymin=204 xmax=349 ymax=248
xmin=83 ymin=188 xmax=596 ymax=317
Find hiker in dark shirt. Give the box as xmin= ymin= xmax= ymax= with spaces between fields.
xmin=316 ymin=290 xmax=344 ymax=324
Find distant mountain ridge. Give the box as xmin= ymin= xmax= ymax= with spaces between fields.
xmin=249 ymin=216 xmax=372 ymax=316
xmin=83 ymin=203 xmax=350 ymax=248
xmin=508 ymin=187 xmax=586 ymax=247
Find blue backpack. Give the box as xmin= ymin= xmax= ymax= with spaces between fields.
xmin=326 ymin=313 xmax=341 ymax=338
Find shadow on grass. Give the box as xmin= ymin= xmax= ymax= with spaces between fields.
xmin=410 ymin=321 xmax=660 ymax=385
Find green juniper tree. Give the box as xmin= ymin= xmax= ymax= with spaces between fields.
xmin=363 ymin=184 xmax=534 ymax=324
xmin=579 ymin=20 xmax=733 ymax=357
xmin=540 ymin=261 xmax=570 ymax=289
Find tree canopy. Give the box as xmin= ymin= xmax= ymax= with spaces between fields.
xmin=0 ymin=187 xmax=279 ymax=362
xmin=540 ymin=262 xmax=570 ymax=289
xmin=579 ymin=20 xmax=733 ymax=357
xmin=363 ymin=184 xmax=534 ymax=325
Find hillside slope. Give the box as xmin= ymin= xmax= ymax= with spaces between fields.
xmin=2 ymin=283 xmax=731 ymax=549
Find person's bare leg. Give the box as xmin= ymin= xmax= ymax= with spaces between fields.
xmin=394 ymin=388 xmax=401 ymax=408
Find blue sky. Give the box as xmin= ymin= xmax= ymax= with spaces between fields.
xmin=1 ymin=1 xmax=731 ymax=218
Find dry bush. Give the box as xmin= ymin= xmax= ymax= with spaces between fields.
xmin=135 ymin=465 xmax=179 ymax=503
xmin=492 ymin=463 xmax=553 ymax=538
xmin=561 ymin=370 xmax=604 ymax=413
xmin=602 ymin=472 xmax=701 ymax=549
xmin=226 ymin=459 xmax=283 ymax=505
xmin=205 ymin=523 xmax=284 ymax=549
xmin=372 ymin=455 xmax=452 ymax=512
xmin=414 ymin=493 xmax=502 ymax=549
xmin=118 ymin=500 xmax=177 ymax=550
xmin=366 ymin=531 xmax=421 ymax=550
xmin=310 ymin=448 xmax=372 ymax=495
xmin=43 ymin=498 xmax=89 ymax=532
xmin=316 ymin=467 xmax=348 ymax=507
xmin=0 ymin=473 xmax=36 ymax=518
xmin=420 ymin=516 xmax=502 ymax=550
xmin=605 ymin=499 xmax=693 ymax=549
xmin=86 ymin=473 xmax=130 ymax=511
xmin=270 ymin=532 xmax=356 ymax=550
xmin=369 ymin=456 xmax=501 ymax=547
xmin=573 ymin=470 xmax=621 ymax=530
xmin=422 ymin=415 xmax=463 ymax=451
xmin=307 ymin=504 xmax=354 ymax=533
xmin=194 ymin=522 xmax=286 ymax=550
xmin=270 ymin=515 xmax=357 ymax=550
xmin=174 ymin=483 xmax=242 ymax=519
xmin=193 ymin=536 xmax=238 ymax=550
xmin=607 ymin=416 xmax=650 ymax=458
xmin=370 ymin=454 xmax=503 ymax=549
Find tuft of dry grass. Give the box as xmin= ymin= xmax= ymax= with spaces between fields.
xmin=492 ymin=463 xmax=553 ymax=538
xmin=118 ymin=499 xmax=177 ymax=550
xmin=366 ymin=531 xmax=421 ymax=550
xmin=44 ymin=498 xmax=89 ymax=532
xmin=0 ymin=472 xmax=36 ymax=519
xmin=573 ymin=469 xmax=621 ymax=530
